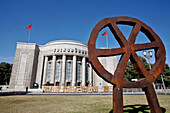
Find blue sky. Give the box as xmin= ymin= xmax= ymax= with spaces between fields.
xmin=0 ymin=0 xmax=170 ymax=65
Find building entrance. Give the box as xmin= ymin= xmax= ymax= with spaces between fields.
xmin=56 ymin=82 xmax=59 ymax=86
xmin=67 ymin=82 xmax=71 ymax=86
xmin=77 ymin=82 xmax=81 ymax=86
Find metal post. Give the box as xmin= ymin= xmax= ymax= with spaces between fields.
xmin=161 ymin=74 xmax=166 ymax=94
xmin=106 ymin=35 xmax=108 ymax=49
xmin=27 ymin=29 xmax=31 ymax=43
xmin=148 ymin=57 xmax=156 ymax=89
xmin=148 ymin=58 xmax=151 ymax=70
xmin=143 ymin=51 xmax=156 ymax=90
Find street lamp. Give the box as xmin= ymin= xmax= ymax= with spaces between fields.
xmin=143 ymin=51 xmax=166 ymax=93
xmin=143 ymin=51 xmax=156 ymax=89
xmin=143 ymin=51 xmax=147 ymax=57
xmin=143 ymin=51 xmax=153 ymax=70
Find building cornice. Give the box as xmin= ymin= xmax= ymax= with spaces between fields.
xmin=44 ymin=40 xmax=87 ymax=47
xmin=17 ymin=40 xmax=87 ymax=47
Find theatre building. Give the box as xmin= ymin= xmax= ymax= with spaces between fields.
xmin=9 ymin=40 xmax=117 ymax=90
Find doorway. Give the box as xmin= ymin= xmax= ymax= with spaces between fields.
xmin=67 ymin=82 xmax=71 ymax=86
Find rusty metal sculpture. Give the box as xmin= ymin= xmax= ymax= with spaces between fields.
xmin=88 ymin=17 xmax=166 ymax=113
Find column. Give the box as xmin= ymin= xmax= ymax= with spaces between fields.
xmin=89 ymin=64 xmax=93 ymax=86
xmin=51 ymin=55 xmax=56 ymax=84
xmin=61 ymin=54 xmax=66 ymax=86
xmin=43 ymin=56 xmax=48 ymax=84
xmin=72 ymin=55 xmax=76 ymax=86
xmin=81 ymin=57 xmax=86 ymax=86
xmin=35 ymin=53 xmax=44 ymax=88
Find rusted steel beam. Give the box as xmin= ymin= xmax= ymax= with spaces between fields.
xmin=144 ymin=83 xmax=162 ymax=113
xmin=88 ymin=16 xmax=166 ymax=113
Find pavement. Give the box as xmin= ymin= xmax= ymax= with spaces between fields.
xmin=0 ymin=90 xmax=169 ymax=96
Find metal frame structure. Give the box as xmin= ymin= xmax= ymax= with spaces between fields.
xmin=88 ymin=16 xmax=166 ymax=113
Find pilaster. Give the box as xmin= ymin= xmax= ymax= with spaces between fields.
xmin=89 ymin=64 xmax=93 ymax=86
xmin=72 ymin=55 xmax=76 ymax=86
xmin=61 ymin=54 xmax=66 ymax=86
xmin=82 ymin=57 xmax=86 ymax=86
xmin=43 ymin=56 xmax=48 ymax=84
xmin=51 ymin=55 xmax=56 ymax=84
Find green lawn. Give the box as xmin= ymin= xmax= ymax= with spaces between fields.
xmin=0 ymin=95 xmax=169 ymax=113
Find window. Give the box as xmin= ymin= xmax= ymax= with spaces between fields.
xmin=55 ymin=61 xmax=62 ymax=81
xmin=86 ymin=64 xmax=89 ymax=82
xmin=47 ymin=62 xmax=52 ymax=81
xmin=66 ymin=62 xmax=72 ymax=81
xmin=77 ymin=63 xmax=82 ymax=81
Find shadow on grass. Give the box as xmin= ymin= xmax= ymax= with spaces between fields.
xmin=109 ymin=104 xmax=166 ymax=113
xmin=0 ymin=91 xmax=30 ymax=96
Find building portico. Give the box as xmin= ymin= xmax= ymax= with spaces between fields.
xmin=9 ymin=40 xmax=117 ymax=90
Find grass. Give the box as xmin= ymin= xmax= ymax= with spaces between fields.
xmin=0 ymin=95 xmax=169 ymax=113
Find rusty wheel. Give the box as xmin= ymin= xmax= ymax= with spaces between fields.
xmin=88 ymin=16 xmax=166 ymax=88
xmin=88 ymin=16 xmax=166 ymax=113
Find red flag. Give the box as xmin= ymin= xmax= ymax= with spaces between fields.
xmin=102 ymin=31 xmax=107 ymax=36
xmin=26 ymin=24 xmax=32 ymax=29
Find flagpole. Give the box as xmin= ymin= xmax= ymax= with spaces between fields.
xmin=27 ymin=29 xmax=31 ymax=43
xmin=106 ymin=34 xmax=108 ymax=49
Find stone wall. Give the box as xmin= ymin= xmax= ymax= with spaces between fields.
xmin=9 ymin=43 xmax=38 ymax=90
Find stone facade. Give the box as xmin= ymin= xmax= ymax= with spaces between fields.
xmin=9 ymin=40 xmax=117 ymax=90
xmin=9 ymin=43 xmax=39 ymax=89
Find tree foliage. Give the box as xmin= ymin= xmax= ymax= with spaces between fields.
xmin=124 ymin=56 xmax=149 ymax=81
xmin=124 ymin=56 xmax=170 ymax=87
xmin=155 ymin=64 xmax=170 ymax=87
xmin=0 ymin=62 xmax=12 ymax=85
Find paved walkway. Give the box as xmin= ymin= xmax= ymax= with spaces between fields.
xmin=0 ymin=91 xmax=169 ymax=96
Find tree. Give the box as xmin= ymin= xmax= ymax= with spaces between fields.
xmin=124 ymin=56 xmax=170 ymax=87
xmin=154 ymin=64 xmax=170 ymax=87
xmin=0 ymin=62 xmax=13 ymax=85
xmin=124 ymin=56 xmax=149 ymax=81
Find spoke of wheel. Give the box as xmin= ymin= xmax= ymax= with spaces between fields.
xmin=130 ymin=55 xmax=145 ymax=77
xmin=96 ymin=48 xmax=125 ymax=57
xmin=134 ymin=41 xmax=158 ymax=51
xmin=128 ymin=23 xmax=141 ymax=44
xmin=131 ymin=51 xmax=150 ymax=79
xmin=110 ymin=22 xmax=128 ymax=47
xmin=113 ymin=52 xmax=130 ymax=80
